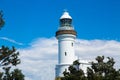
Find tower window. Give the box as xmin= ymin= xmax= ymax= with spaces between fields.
xmin=65 ymin=52 xmax=67 ymax=56
xmin=71 ymin=42 xmax=73 ymax=47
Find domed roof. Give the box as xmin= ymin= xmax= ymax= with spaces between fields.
xmin=60 ymin=11 xmax=72 ymax=19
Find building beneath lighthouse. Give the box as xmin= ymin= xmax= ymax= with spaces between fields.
xmin=55 ymin=11 xmax=77 ymax=77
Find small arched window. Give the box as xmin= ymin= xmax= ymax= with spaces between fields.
xmin=65 ymin=52 xmax=67 ymax=56
xmin=71 ymin=42 xmax=73 ymax=47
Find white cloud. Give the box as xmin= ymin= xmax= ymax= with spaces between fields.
xmin=18 ymin=37 xmax=120 ymax=80
xmin=18 ymin=37 xmax=57 ymax=80
xmin=0 ymin=37 xmax=24 ymax=45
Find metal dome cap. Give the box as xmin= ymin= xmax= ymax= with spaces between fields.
xmin=60 ymin=11 xmax=72 ymax=19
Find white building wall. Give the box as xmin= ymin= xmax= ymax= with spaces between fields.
xmin=56 ymin=34 xmax=76 ymax=77
xmin=56 ymin=64 xmax=70 ymax=77
xmin=79 ymin=60 xmax=91 ymax=75
xmin=57 ymin=34 xmax=76 ymax=64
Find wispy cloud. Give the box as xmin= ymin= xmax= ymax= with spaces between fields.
xmin=0 ymin=37 xmax=24 ymax=45
xmin=18 ymin=37 xmax=120 ymax=80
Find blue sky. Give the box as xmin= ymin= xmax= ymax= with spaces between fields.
xmin=0 ymin=0 xmax=120 ymax=80
xmin=0 ymin=0 xmax=120 ymax=47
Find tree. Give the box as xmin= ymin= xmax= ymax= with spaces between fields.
xmin=0 ymin=10 xmax=24 ymax=79
xmin=0 ymin=9 xmax=24 ymax=79
xmin=0 ymin=10 xmax=5 ymax=29
xmin=0 ymin=46 xmax=24 ymax=80
xmin=61 ymin=56 xmax=120 ymax=80
xmin=87 ymin=56 xmax=120 ymax=80
xmin=61 ymin=60 xmax=87 ymax=80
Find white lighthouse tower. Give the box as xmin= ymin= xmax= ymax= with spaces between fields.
xmin=55 ymin=11 xmax=77 ymax=77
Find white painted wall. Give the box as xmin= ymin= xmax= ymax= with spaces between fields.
xmin=57 ymin=34 xmax=76 ymax=64
xmin=56 ymin=34 xmax=76 ymax=77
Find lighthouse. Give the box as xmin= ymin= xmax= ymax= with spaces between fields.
xmin=55 ymin=11 xmax=77 ymax=77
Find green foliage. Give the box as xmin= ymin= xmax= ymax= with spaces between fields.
xmin=61 ymin=60 xmax=87 ymax=80
xmin=88 ymin=56 xmax=120 ymax=80
xmin=0 ymin=46 xmax=20 ymax=66
xmin=0 ymin=10 xmax=24 ymax=79
xmin=61 ymin=56 xmax=120 ymax=80
xmin=0 ymin=10 xmax=5 ymax=29
xmin=0 ymin=46 xmax=24 ymax=80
